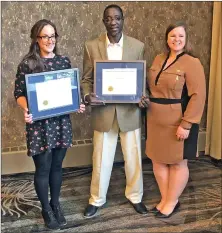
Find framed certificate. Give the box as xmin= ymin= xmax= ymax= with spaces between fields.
xmin=25 ymin=68 xmax=81 ymax=121
xmin=94 ymin=60 xmax=146 ymax=103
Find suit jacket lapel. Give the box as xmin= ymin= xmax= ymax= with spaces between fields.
xmin=98 ymin=33 xmax=132 ymax=60
xmin=122 ymin=35 xmax=131 ymax=60
xmin=98 ymin=33 xmax=108 ymax=60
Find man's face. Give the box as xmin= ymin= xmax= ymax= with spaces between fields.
xmin=103 ymin=7 xmax=124 ymax=38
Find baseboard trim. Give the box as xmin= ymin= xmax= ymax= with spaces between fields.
xmin=2 ymin=131 xmax=206 ymax=175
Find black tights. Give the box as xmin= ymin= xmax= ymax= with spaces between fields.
xmin=32 ymin=148 xmax=67 ymax=210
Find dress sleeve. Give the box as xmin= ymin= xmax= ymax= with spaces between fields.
xmin=147 ymin=54 xmax=161 ymax=92
xmin=180 ymin=58 xmax=206 ymax=129
xmin=14 ymin=61 xmax=30 ymax=100
xmin=64 ymin=56 xmax=71 ymax=69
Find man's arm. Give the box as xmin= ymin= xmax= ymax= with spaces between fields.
xmin=81 ymin=42 xmax=94 ymax=98
xmin=138 ymin=43 xmax=145 ymax=60
xmin=138 ymin=43 xmax=149 ymax=108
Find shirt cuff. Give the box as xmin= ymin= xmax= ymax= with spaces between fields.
xmin=84 ymin=93 xmax=90 ymax=103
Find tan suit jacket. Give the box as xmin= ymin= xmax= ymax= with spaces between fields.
xmin=81 ymin=33 xmax=145 ymax=132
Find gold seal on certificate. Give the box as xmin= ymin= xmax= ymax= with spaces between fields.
xmin=108 ymin=86 xmax=114 ymax=92
xmin=43 ymin=100 xmax=49 ymax=106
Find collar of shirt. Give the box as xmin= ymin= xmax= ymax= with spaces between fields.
xmin=106 ymin=33 xmax=123 ymax=48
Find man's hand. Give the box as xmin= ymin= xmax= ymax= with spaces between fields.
xmin=84 ymin=93 xmax=96 ymax=104
xmin=138 ymin=96 xmax=150 ymax=108
xmin=85 ymin=93 xmax=105 ymax=106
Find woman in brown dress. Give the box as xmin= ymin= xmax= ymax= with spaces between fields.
xmin=146 ymin=21 xmax=206 ymax=218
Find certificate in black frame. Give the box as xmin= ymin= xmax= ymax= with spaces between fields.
xmin=25 ymin=68 xmax=81 ymax=121
xmin=94 ymin=60 xmax=146 ymax=103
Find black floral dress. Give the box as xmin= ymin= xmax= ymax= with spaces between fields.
xmin=14 ymin=55 xmax=73 ymax=156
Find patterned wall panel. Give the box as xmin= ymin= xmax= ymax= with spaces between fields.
xmin=1 ymin=1 xmax=213 ymax=149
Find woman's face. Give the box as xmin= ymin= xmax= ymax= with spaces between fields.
xmin=37 ymin=24 xmax=56 ymax=56
xmin=167 ymin=26 xmax=186 ymax=54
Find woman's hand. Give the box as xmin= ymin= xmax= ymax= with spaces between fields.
xmin=176 ymin=126 xmax=190 ymax=141
xmin=24 ymin=108 xmax=33 ymax=124
xmin=77 ymin=104 xmax=85 ymax=113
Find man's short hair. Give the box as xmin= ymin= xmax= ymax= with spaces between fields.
xmin=103 ymin=4 xmax=124 ymax=19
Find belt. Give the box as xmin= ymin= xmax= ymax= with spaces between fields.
xmin=150 ymin=98 xmax=181 ymax=104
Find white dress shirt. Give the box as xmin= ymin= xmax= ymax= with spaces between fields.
xmin=106 ymin=33 xmax=123 ymax=60
xmin=84 ymin=34 xmax=124 ymax=102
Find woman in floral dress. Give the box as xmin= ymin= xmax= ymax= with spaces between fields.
xmin=14 ymin=19 xmax=85 ymax=230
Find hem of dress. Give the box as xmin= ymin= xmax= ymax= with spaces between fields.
xmin=146 ymin=154 xmax=191 ymax=165
xmin=27 ymin=144 xmax=72 ymax=157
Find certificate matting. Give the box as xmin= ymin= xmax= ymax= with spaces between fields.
xmin=25 ymin=68 xmax=81 ymax=121
xmin=94 ymin=60 xmax=146 ymax=103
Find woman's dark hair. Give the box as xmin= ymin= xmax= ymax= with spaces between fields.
xmin=103 ymin=4 xmax=124 ymax=19
xmin=22 ymin=19 xmax=59 ymax=72
xmin=165 ymin=21 xmax=194 ymax=56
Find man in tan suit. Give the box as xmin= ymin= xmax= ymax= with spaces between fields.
xmin=81 ymin=4 xmax=149 ymax=218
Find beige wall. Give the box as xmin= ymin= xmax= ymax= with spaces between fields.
xmin=2 ymin=131 xmax=207 ymax=174
xmin=1 ymin=1 xmax=213 ymax=153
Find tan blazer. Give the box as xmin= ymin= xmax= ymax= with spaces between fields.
xmin=81 ymin=33 xmax=145 ymax=132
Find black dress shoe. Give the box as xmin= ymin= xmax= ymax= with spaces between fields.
xmin=149 ymin=206 xmax=160 ymax=214
xmin=129 ymin=201 xmax=148 ymax=214
xmin=41 ymin=208 xmax=60 ymax=230
xmin=84 ymin=204 xmax=99 ymax=218
xmin=50 ymin=203 xmax=67 ymax=226
xmin=155 ymin=202 xmax=180 ymax=218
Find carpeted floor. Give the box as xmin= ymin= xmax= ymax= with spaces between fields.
xmin=1 ymin=155 xmax=221 ymax=233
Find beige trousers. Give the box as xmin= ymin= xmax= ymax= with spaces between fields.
xmin=89 ymin=114 xmax=143 ymax=206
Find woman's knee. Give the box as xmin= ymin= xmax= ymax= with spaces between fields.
xmin=33 ymin=152 xmax=52 ymax=176
xmin=170 ymin=159 xmax=188 ymax=170
xmin=35 ymin=164 xmax=51 ymax=177
xmin=152 ymin=161 xmax=168 ymax=171
xmin=50 ymin=162 xmax=63 ymax=173
xmin=50 ymin=149 xmax=66 ymax=172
